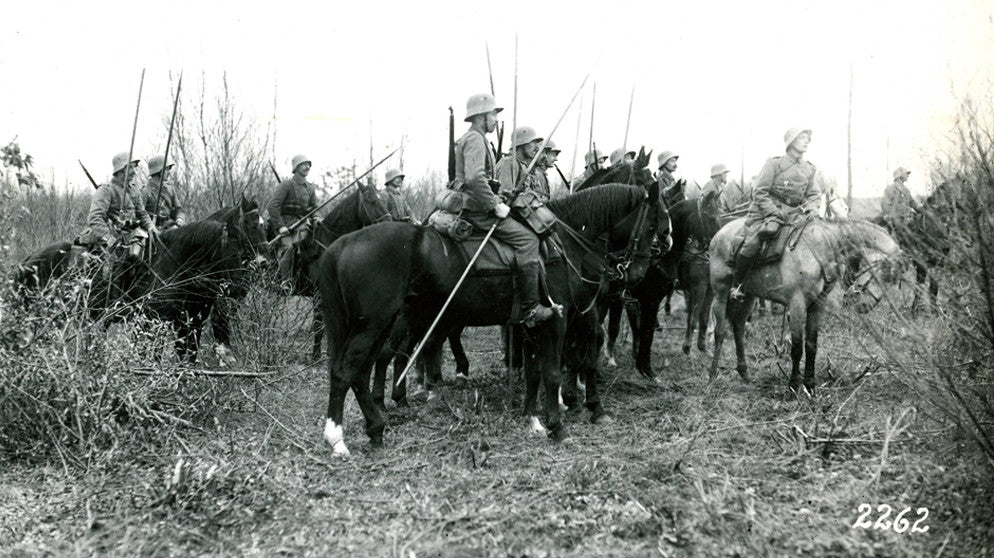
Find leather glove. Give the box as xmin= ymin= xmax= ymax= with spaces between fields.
xmin=494 ymin=203 xmax=511 ymax=219
xmin=278 ymin=226 xmax=290 ymax=236
xmin=147 ymin=224 xmax=159 ymax=237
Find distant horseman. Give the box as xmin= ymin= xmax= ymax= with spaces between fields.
xmin=143 ymin=154 xmax=186 ymax=230
xmin=268 ymin=154 xmax=317 ymax=287
xmin=84 ymin=151 xmax=157 ymax=249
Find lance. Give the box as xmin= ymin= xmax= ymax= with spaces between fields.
xmin=570 ymin=89 xmax=583 ymax=188
xmin=152 ymin=71 xmax=183 ymax=230
xmin=122 ymin=69 xmax=145 ymax=216
xmin=395 ymin=71 xmax=592 ymax=386
xmin=267 ymin=147 xmax=399 ymax=247
xmin=486 ymin=41 xmax=505 ymax=162
xmin=78 ymin=160 xmax=99 ymax=190
xmin=622 ymin=84 xmax=635 ymax=153
xmin=269 ymin=161 xmax=282 ymax=183
xmin=588 ymin=82 xmax=597 ymax=170
xmin=447 ymin=107 xmax=456 ymax=182
xmin=510 ymin=34 xmax=519 ymax=190
xmin=553 ymin=164 xmax=570 ymax=189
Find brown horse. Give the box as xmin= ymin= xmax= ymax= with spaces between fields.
xmin=709 ymin=218 xmax=901 ymax=395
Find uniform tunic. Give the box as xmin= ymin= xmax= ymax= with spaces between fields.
xmin=495 ymin=152 xmax=542 ymax=199
xmin=747 ymin=153 xmax=820 ymax=226
xmin=143 ymin=176 xmax=186 ymax=227
xmin=532 ymin=166 xmax=552 ymax=202
xmin=87 ymin=175 xmax=153 ymax=242
xmin=267 ymin=175 xmax=317 ymax=231
xmin=385 ymin=186 xmax=415 ymax=222
xmin=881 ymin=181 xmax=915 ymax=225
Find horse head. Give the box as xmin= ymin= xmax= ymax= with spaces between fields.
xmin=698 ymin=189 xmax=724 ymax=244
xmin=606 ymin=179 xmax=665 ymax=285
xmin=356 ymin=181 xmax=392 ymax=225
xmin=845 ymin=221 xmax=903 ymax=313
xmin=228 ymin=194 xmax=273 ymax=269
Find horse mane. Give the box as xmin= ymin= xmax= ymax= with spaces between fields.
xmin=159 ymin=220 xmax=228 ymax=258
xmin=546 ymin=184 xmax=645 ymax=236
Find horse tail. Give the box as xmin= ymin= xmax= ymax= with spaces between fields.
xmin=317 ymin=243 xmax=348 ymax=361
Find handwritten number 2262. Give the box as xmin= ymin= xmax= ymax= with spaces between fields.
xmin=852 ymin=504 xmax=929 ymax=533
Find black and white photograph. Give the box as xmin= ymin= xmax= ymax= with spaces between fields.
xmin=1 ymin=1 xmax=992 ymax=555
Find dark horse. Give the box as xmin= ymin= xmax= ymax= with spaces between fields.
xmin=317 ymin=183 xmax=664 ymax=455
xmin=675 ymin=191 xmax=723 ymax=354
xmin=209 ymin=182 xmax=391 ymax=361
xmin=14 ymin=196 xmax=270 ymax=360
xmin=864 ymin=180 xmax=960 ymax=315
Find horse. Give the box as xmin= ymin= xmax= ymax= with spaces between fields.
xmin=316 ymin=182 xmax=665 ymax=455
xmin=864 ymin=179 xmax=961 ymax=315
xmin=676 ymin=190 xmax=723 ymax=354
xmin=208 ymin=182 xmax=391 ymax=361
xmin=709 ymin=217 xmax=901 ymax=395
xmin=14 ymin=195 xmax=271 ymax=361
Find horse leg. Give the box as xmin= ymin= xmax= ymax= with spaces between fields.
xmin=311 ymin=299 xmax=324 ymax=361
xmin=710 ymin=293 xmax=729 ymax=381
xmin=604 ymin=295 xmax=622 ymax=367
xmin=729 ymin=296 xmax=755 ymax=382
xmin=698 ymin=287 xmax=713 ymax=353
xmin=373 ymin=326 xmax=404 ymax=412
xmin=527 ymin=318 xmax=567 ymax=442
xmin=911 ymin=261 xmax=927 ymax=316
xmin=626 ymin=299 xmax=641 ymax=359
xmin=683 ymin=285 xmax=699 ymax=355
xmin=210 ymin=296 xmax=238 ymax=365
xmin=449 ymin=327 xmax=470 ymax=381
xmin=352 ymin=365 xmax=387 ymax=449
xmin=803 ymin=300 xmax=823 ymax=396
xmin=635 ymin=295 xmax=662 ymax=382
xmin=786 ymin=294 xmax=807 ymax=395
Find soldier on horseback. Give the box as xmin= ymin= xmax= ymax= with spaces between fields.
xmin=881 ymin=166 xmax=916 ymax=234
xmin=454 ymin=94 xmax=555 ymax=326
xmin=730 ymin=128 xmax=821 ymax=300
xmin=82 ymin=151 xmax=157 ymax=255
xmin=143 ymin=154 xmax=186 ymax=230
xmin=268 ymin=154 xmax=317 ymax=287
xmin=572 ymin=149 xmax=607 ymax=190
xmin=531 ymin=139 xmax=560 ymax=202
xmin=383 ymin=168 xmax=419 ymax=223
xmin=496 ymin=126 xmax=544 ymax=200
xmin=610 ymin=148 xmax=636 ymax=167
xmin=657 ymin=150 xmax=680 ymax=197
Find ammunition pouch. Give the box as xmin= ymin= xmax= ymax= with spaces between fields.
xmin=510 ymin=190 xmax=557 ymax=238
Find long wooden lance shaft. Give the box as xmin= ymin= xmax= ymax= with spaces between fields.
xmin=570 ymin=91 xmax=583 ymax=187
xmin=510 ymin=33 xmax=518 ymax=193
xmin=122 ymin=69 xmax=145 ymax=208
xmin=152 ymin=71 xmax=183 ymax=227
xmin=588 ymin=82 xmax=596 ymax=169
xmin=267 ymin=147 xmax=399 ymax=247
xmin=78 ymin=160 xmax=99 ymax=190
xmin=622 ymin=84 xmax=635 ymax=152
xmin=395 ymin=222 xmax=499 ymax=385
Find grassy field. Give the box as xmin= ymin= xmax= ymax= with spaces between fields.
xmin=2 ymin=284 xmax=991 ymax=557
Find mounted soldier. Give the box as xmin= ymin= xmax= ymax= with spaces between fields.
xmin=730 ymin=127 xmax=821 ymax=299
xmin=453 ymin=93 xmax=555 ymax=326
xmin=572 ymin=148 xmax=607 ymax=190
xmin=496 ymin=126 xmax=544 ymax=200
xmin=881 ymin=166 xmax=916 ymax=233
xmin=143 ymin=154 xmax=186 ymax=230
xmin=657 ymin=150 xmax=679 ymax=197
xmin=82 ymin=151 xmax=157 ymax=258
xmin=531 ymin=139 xmax=560 ymax=202
xmin=268 ymin=154 xmax=318 ymax=287
xmin=383 ymin=168 xmax=419 ymax=223
xmin=610 ymin=148 xmax=636 ymax=167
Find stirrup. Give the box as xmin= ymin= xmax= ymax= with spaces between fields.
xmin=729 ymin=284 xmax=746 ymax=301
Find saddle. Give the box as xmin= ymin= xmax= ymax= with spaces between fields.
xmin=449 ymin=227 xmax=563 ymax=276
xmin=734 ymin=215 xmax=814 ymax=265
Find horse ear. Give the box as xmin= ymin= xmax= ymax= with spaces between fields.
xmin=240 ymin=193 xmax=251 ymax=213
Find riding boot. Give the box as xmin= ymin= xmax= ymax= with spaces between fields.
xmin=517 ymin=262 xmax=555 ymax=327
xmin=730 ymin=236 xmax=762 ymax=300
xmin=276 ymin=244 xmax=295 ymax=294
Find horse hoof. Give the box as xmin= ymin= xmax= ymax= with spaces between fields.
xmin=455 ymin=373 xmax=469 ymax=385
xmin=737 ymin=368 xmax=751 ymax=382
xmin=682 ymin=344 xmax=690 ymax=355
xmin=801 ymin=385 xmax=814 ymax=398
xmin=591 ymin=413 xmax=613 ymax=425
xmin=528 ymin=416 xmax=548 ymax=436
xmin=426 ymin=389 xmax=439 ymax=403
xmin=324 ymin=419 xmax=350 ymax=457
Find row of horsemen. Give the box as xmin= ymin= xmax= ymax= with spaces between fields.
xmin=75 ymin=92 xmax=921 ymax=327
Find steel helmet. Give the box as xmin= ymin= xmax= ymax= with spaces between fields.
xmin=112 ymin=152 xmax=140 ymax=174
xmin=710 ymin=163 xmax=730 ymax=178
xmin=510 ymin=126 xmax=542 ymax=148
xmin=584 ymin=149 xmax=607 ymax=166
xmin=148 ymin=154 xmax=174 ymax=176
xmin=610 ymin=148 xmax=636 ymax=165
xmin=783 ymin=128 xmax=812 ymax=149
xmin=384 ymin=168 xmax=405 ymax=184
xmin=464 ymin=93 xmax=503 ymax=122
xmin=893 ymin=166 xmax=910 ymax=180
xmin=543 ymin=139 xmax=561 ymax=153
xmin=291 ymin=154 xmax=311 ymax=172
xmin=657 ymin=150 xmax=678 ymax=169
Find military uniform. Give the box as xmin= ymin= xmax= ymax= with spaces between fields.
xmin=267 ymin=175 xmax=317 ymax=232
xmin=86 ymin=175 xmax=153 ymax=245
xmin=495 ymin=152 xmax=543 ymax=200
xmin=572 ymin=168 xmax=595 ymax=190
xmin=719 ymin=179 xmax=752 ymax=216
xmin=531 ymin=166 xmax=551 ymax=202
xmin=881 ymin=180 xmax=915 ymax=228
xmin=385 ymin=186 xmax=416 ymax=222
xmin=143 ymin=176 xmax=186 ymax=228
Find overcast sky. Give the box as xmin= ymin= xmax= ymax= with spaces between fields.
xmin=2 ymin=0 xmax=993 ymax=197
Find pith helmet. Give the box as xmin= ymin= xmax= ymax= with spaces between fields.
xmin=511 ymin=126 xmax=542 ymax=148
xmin=291 ymin=154 xmax=311 ymax=172
xmin=384 ymin=168 xmax=405 ymax=184
xmin=148 ymin=154 xmax=174 ymax=176
xmin=710 ymin=163 xmax=730 ymax=178
xmin=893 ymin=166 xmax=910 ymax=180
xmin=112 ymin=152 xmax=140 ymax=174
xmin=464 ymin=93 xmax=503 ymax=122
xmin=657 ymin=150 xmax=678 ymax=169
xmin=543 ymin=139 xmax=561 ymax=153
xmin=585 ymin=149 xmax=607 ymax=166
xmin=783 ymin=128 xmax=812 ymax=148
xmin=610 ymin=148 xmax=636 ymax=165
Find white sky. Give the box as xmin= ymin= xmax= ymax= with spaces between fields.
xmin=2 ymin=0 xmax=993 ymax=197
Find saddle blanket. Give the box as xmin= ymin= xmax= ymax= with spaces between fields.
xmin=453 ymin=229 xmax=564 ymax=276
